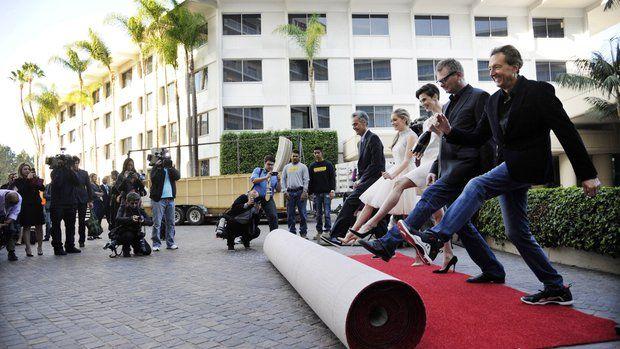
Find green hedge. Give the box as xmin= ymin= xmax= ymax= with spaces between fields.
xmin=474 ymin=187 xmax=620 ymax=257
xmin=220 ymin=130 xmax=338 ymax=175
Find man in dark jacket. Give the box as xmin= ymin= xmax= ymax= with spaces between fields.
xmin=321 ymin=110 xmax=387 ymax=246
xmin=50 ymin=159 xmax=81 ymax=255
xmin=217 ymin=189 xmax=261 ymax=251
xmin=72 ymin=157 xmax=93 ymax=247
xmin=149 ymin=156 xmax=180 ymax=251
xmin=113 ymin=192 xmax=153 ymax=257
xmin=411 ymin=45 xmax=600 ymax=305
xmin=360 ymin=59 xmax=505 ymax=282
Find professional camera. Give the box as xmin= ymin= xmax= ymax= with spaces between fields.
xmin=147 ymin=148 xmax=172 ymax=167
xmin=45 ymin=149 xmax=74 ymax=170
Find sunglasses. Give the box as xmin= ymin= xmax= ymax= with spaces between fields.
xmin=437 ymin=71 xmax=458 ymax=84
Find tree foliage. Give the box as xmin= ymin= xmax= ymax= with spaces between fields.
xmin=0 ymin=145 xmax=34 ymax=184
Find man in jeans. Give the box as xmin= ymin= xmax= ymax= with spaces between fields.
xmin=308 ymin=146 xmax=335 ymax=240
xmin=150 ymin=156 xmax=180 ymax=251
xmin=250 ymin=155 xmax=281 ymax=232
xmin=282 ymin=150 xmax=310 ymax=238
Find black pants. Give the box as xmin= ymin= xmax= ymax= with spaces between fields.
xmin=224 ymin=218 xmax=260 ymax=248
xmin=117 ymin=229 xmax=142 ymax=254
xmin=50 ymin=205 xmax=77 ymax=249
xmin=257 ymin=197 xmax=278 ymax=231
xmin=329 ymin=179 xmax=388 ymax=239
xmin=77 ymin=203 xmax=87 ymax=244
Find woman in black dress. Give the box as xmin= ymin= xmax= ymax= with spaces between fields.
xmin=14 ymin=163 xmax=45 ymax=256
xmin=89 ymin=173 xmax=104 ymax=224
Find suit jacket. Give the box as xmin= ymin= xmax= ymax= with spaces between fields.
xmin=75 ymin=169 xmax=93 ymax=204
xmin=446 ymin=76 xmax=597 ymax=184
xmin=430 ymin=84 xmax=494 ymax=184
xmin=101 ymin=184 xmax=111 ymax=210
xmin=357 ymin=130 xmax=385 ymax=189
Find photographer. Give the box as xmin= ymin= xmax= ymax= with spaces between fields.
xmin=115 ymin=158 xmax=146 ymax=205
xmin=14 ymin=163 xmax=45 ymax=256
xmin=250 ymin=155 xmax=281 ymax=232
xmin=108 ymin=170 xmax=120 ymax=231
xmin=216 ymin=189 xmax=261 ymax=251
xmin=72 ymin=157 xmax=93 ymax=248
xmin=105 ymin=192 xmax=152 ymax=257
xmin=49 ymin=154 xmax=81 ymax=255
xmin=0 ymin=190 xmax=22 ymax=261
xmin=149 ymin=151 xmax=180 ymax=251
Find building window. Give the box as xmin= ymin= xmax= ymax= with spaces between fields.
xmin=160 ymin=86 xmax=166 ymax=105
xmin=60 ymin=110 xmax=66 ymax=123
xmin=160 ymin=125 xmax=167 ymax=145
xmin=120 ymin=137 xmax=131 ymax=155
xmin=69 ymin=130 xmax=76 ymax=143
xmin=417 ymin=59 xmax=441 ymax=81
xmin=121 ymin=68 xmax=132 ymax=88
xmin=60 ymin=134 xmax=65 ymax=147
xmin=288 ymin=13 xmax=327 ymax=30
xmin=199 ymin=159 xmax=210 ymax=176
xmin=104 ymin=112 xmax=111 ymax=128
xmin=289 ymin=59 xmax=328 ymax=81
xmin=145 ymin=56 xmax=153 ymax=75
xmin=194 ymin=67 xmax=208 ymax=92
xmin=414 ymin=15 xmax=450 ymax=36
xmin=224 ymin=107 xmax=263 ymax=130
xmin=199 ymin=112 xmax=209 ymax=135
xmin=68 ymin=104 xmax=76 ymax=117
xmin=533 ymin=18 xmax=564 ymax=38
xmin=352 ymin=14 xmax=389 ymax=35
xmin=356 ymin=106 xmax=392 ymax=128
xmin=137 ymin=133 xmax=143 ymax=150
xmin=223 ymin=60 xmax=262 ymax=82
xmin=104 ymin=144 xmax=111 ymax=159
xmin=146 ymin=92 xmax=153 ymax=111
xmin=291 ymin=106 xmax=330 ymax=129
xmin=477 ymin=60 xmax=492 ymax=81
xmin=535 ymin=61 xmax=566 ymax=82
xmin=138 ymin=96 xmax=143 ymax=114
xmin=104 ymin=82 xmax=111 ymax=98
xmin=167 ymin=83 xmax=175 ymax=103
xmin=223 ymin=14 xmax=261 ymax=35
xmin=146 ymin=130 xmax=153 ymax=148
xmin=475 ymin=17 xmax=507 ymax=37
xmin=91 ymin=89 xmax=100 ymax=104
xmin=120 ymin=102 xmax=132 ymax=121
xmin=170 ymin=122 xmax=178 ymax=143
xmin=354 ymin=59 xmax=391 ymax=81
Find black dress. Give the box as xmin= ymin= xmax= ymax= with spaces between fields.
xmin=14 ymin=177 xmax=46 ymax=226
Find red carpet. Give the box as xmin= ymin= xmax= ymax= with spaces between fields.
xmin=350 ymin=253 xmax=619 ymax=349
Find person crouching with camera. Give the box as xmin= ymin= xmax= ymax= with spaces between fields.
xmin=0 ymin=190 xmax=22 ymax=261
xmin=149 ymin=154 xmax=180 ymax=251
xmin=216 ymin=189 xmax=261 ymax=251
xmin=105 ymin=192 xmax=152 ymax=257
xmin=49 ymin=155 xmax=81 ymax=255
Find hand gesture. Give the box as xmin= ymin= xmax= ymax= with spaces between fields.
xmin=426 ymin=173 xmax=437 ymax=186
xmin=430 ymin=113 xmax=451 ymax=135
xmin=27 ymin=172 xmax=34 ymax=179
xmin=381 ymin=172 xmax=393 ymax=180
xmin=582 ymin=178 xmax=600 ymax=197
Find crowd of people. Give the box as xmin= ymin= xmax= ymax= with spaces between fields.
xmin=0 ymin=152 xmax=180 ymax=260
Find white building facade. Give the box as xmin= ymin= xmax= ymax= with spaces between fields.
xmin=42 ymin=0 xmax=620 ymax=186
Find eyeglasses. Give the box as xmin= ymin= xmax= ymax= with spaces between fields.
xmin=436 ymin=71 xmax=458 ymax=84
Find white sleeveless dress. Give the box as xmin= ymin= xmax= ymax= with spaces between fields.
xmin=403 ymin=118 xmax=441 ymax=188
xmin=359 ymin=129 xmax=419 ymax=215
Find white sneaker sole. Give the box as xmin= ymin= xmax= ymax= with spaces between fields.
xmin=397 ymin=221 xmax=431 ymax=266
xmin=520 ymin=298 xmax=574 ymax=306
xmin=412 ymin=235 xmax=433 ymax=265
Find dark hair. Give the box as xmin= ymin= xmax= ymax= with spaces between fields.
xmin=72 ymin=156 xmax=80 ymax=163
xmin=292 ymin=149 xmax=300 ymax=155
xmin=436 ymin=59 xmax=464 ymax=75
xmin=313 ymin=146 xmax=323 ymax=152
xmin=17 ymin=163 xmax=32 ymax=179
xmin=111 ymin=170 xmax=119 ymax=176
xmin=264 ymin=155 xmax=275 ymax=163
xmin=122 ymin=157 xmax=135 ymax=172
xmin=416 ymin=83 xmax=440 ymax=99
xmin=490 ymin=45 xmax=523 ymax=71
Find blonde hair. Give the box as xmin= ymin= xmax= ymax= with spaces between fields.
xmin=391 ymin=108 xmax=411 ymax=149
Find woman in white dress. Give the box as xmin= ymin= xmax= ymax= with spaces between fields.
xmin=338 ymin=109 xmax=419 ymax=241
xmin=341 ymin=84 xmax=456 ymax=271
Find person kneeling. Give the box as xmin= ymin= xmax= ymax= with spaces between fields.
xmin=216 ymin=190 xmax=261 ymax=251
xmin=106 ymin=192 xmax=152 ymax=257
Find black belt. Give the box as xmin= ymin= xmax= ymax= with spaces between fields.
xmin=288 ymin=187 xmax=303 ymax=192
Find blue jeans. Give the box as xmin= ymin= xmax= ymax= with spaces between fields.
xmin=313 ymin=193 xmax=332 ymax=232
xmin=286 ymin=190 xmax=307 ymax=235
xmin=151 ymin=198 xmax=176 ymax=248
xmin=429 ymin=162 xmax=563 ymax=287
xmin=379 ymin=175 xmax=505 ymax=278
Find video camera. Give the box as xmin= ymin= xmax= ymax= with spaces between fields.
xmin=45 ymin=149 xmax=74 ymax=170
xmin=147 ymin=148 xmax=172 ymax=168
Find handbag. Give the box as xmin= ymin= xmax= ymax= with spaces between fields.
xmin=86 ymin=208 xmax=103 ymax=237
xmin=233 ymin=207 xmax=255 ymax=225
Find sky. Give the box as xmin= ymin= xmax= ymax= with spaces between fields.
xmin=0 ymin=1 xmax=618 ymax=157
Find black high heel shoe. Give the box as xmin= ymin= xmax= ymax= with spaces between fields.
xmin=433 ymin=256 xmax=458 ymax=274
xmin=348 ymin=228 xmax=373 ymax=240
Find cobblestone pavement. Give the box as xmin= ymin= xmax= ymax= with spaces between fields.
xmin=0 ymin=222 xmax=618 ymax=348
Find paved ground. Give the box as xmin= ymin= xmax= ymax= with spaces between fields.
xmin=0 ymin=222 xmax=618 ymax=349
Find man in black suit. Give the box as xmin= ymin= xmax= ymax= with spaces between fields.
xmin=321 ymin=110 xmax=386 ymax=246
xmin=72 ymin=156 xmax=93 ymax=247
xmin=361 ymin=59 xmax=505 ymax=282
xmin=411 ymin=45 xmax=600 ymax=305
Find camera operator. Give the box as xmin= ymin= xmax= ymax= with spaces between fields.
xmin=0 ymin=189 xmax=22 ymax=261
xmin=72 ymin=157 xmax=93 ymax=248
xmin=149 ymin=151 xmax=180 ymax=251
xmin=49 ymin=155 xmax=81 ymax=255
xmin=105 ymin=192 xmax=152 ymax=257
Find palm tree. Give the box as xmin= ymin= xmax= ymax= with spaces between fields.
xmin=50 ymin=47 xmax=90 ymax=163
xmin=105 ymin=14 xmax=149 ymax=170
xmin=556 ymin=38 xmax=619 ymax=120
xmin=75 ymin=28 xmax=119 ymax=170
xmin=31 ymin=86 xmax=61 ymax=177
xmin=604 ymin=0 xmax=619 ymax=11
xmin=166 ymin=1 xmax=208 ymax=176
xmin=275 ymin=15 xmax=326 ymax=130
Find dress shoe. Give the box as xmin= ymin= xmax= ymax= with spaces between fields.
xmin=359 ymin=240 xmax=393 ymax=262
xmin=54 ymin=248 xmax=67 ymax=256
xmin=320 ymin=235 xmax=342 ymax=247
xmin=65 ymin=246 xmax=82 ymax=254
xmin=79 ymin=242 xmax=85 ymax=247
xmin=8 ymin=251 xmax=18 ymax=261
xmin=466 ymin=273 xmax=505 ymax=284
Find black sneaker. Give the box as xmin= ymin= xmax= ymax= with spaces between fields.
xmin=412 ymin=230 xmax=443 ymax=262
xmin=8 ymin=251 xmax=18 ymax=261
xmin=521 ymin=286 xmax=573 ymax=306
xmin=65 ymin=246 xmax=81 ymax=254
